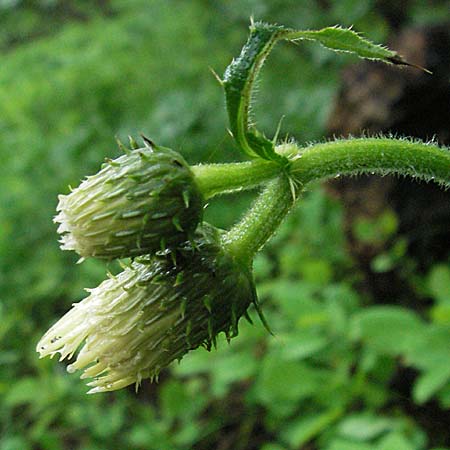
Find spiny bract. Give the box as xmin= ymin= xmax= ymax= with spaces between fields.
xmin=36 ymin=225 xmax=257 ymax=393
xmin=55 ymin=140 xmax=204 ymax=260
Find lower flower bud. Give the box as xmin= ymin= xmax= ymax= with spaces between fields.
xmin=36 ymin=225 xmax=257 ymax=393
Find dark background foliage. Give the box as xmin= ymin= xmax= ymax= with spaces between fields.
xmin=1 ymin=1 xmax=449 ymax=449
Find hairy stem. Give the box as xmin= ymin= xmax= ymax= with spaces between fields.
xmin=192 ymin=160 xmax=281 ymax=199
xmin=284 ymin=138 xmax=450 ymax=188
xmin=222 ymin=137 xmax=449 ymax=264
xmin=222 ymin=174 xmax=295 ymax=265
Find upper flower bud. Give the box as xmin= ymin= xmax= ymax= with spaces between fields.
xmin=54 ymin=140 xmax=204 ymax=259
xmin=36 ymin=224 xmax=257 ymax=393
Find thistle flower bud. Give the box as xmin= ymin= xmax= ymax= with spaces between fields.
xmin=55 ymin=141 xmax=203 ymax=259
xmin=36 ymin=225 xmax=257 ymax=393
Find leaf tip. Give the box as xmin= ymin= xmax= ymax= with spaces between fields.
xmin=388 ymin=55 xmax=432 ymax=74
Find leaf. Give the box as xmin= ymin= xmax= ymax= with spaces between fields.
xmin=277 ymin=331 xmax=328 ymax=360
xmin=327 ymin=438 xmax=374 ymax=450
xmin=91 ymin=402 xmax=125 ymax=439
xmin=338 ymin=414 xmax=392 ymax=441
xmin=0 ymin=436 xmax=32 ymax=450
xmin=264 ymin=281 xmax=324 ymax=325
xmin=160 ymin=379 xmax=190 ymax=421
xmin=436 ymin=382 xmax=450 ymax=408
xmin=288 ymin=27 xmax=401 ymax=62
xmin=280 ymin=408 xmax=343 ymax=447
xmin=405 ymin=325 xmax=450 ymax=370
xmin=223 ymin=22 xmax=288 ymax=163
xmin=259 ymin=444 xmax=286 ymax=450
xmin=353 ymin=209 xmax=399 ymax=245
xmin=209 ymin=352 xmax=258 ymax=397
xmin=4 ymin=377 xmax=39 ymax=407
xmin=252 ymin=356 xmax=329 ymax=407
xmin=350 ymin=306 xmax=425 ymax=356
xmin=427 ymin=264 xmax=450 ymax=304
xmin=223 ymin=21 xmax=418 ymax=162
xmin=376 ymin=432 xmax=416 ymax=450
xmin=413 ymin=363 xmax=450 ymax=404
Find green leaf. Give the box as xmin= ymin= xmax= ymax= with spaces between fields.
xmin=276 ymin=331 xmax=328 ymax=360
xmin=223 ymin=22 xmax=289 ymax=163
xmin=437 ymin=382 xmax=450 ymax=408
xmin=299 ymin=258 xmax=334 ymax=284
xmin=260 ymin=444 xmax=287 ymax=450
xmin=280 ymin=408 xmax=343 ymax=447
xmin=338 ymin=414 xmax=392 ymax=441
xmin=264 ymin=281 xmax=325 ymax=326
xmin=351 ymin=306 xmax=425 ymax=356
xmin=413 ymin=363 xmax=450 ymax=404
xmin=376 ymin=432 xmax=416 ymax=450
xmin=91 ymin=402 xmax=125 ymax=439
xmin=427 ymin=264 xmax=450 ymax=304
xmin=288 ymin=27 xmax=401 ymax=62
xmin=353 ymin=209 xmax=399 ymax=245
xmin=371 ymin=239 xmax=407 ymax=273
xmin=4 ymin=376 xmax=39 ymax=407
xmin=209 ymin=351 xmax=258 ymax=397
xmin=431 ymin=304 xmax=450 ymax=325
xmin=223 ymin=21 xmax=415 ymax=162
xmin=405 ymin=325 xmax=450 ymax=370
xmin=160 ymin=379 xmax=190 ymax=421
xmin=252 ymin=356 xmax=328 ymax=408
xmin=326 ymin=438 xmax=374 ymax=450
xmin=0 ymin=436 xmax=32 ymax=450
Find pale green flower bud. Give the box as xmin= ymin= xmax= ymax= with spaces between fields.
xmin=55 ymin=141 xmax=203 ymax=259
xmin=36 ymin=225 xmax=257 ymax=393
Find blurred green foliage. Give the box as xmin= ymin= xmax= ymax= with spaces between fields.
xmin=1 ymin=1 xmax=449 ymax=449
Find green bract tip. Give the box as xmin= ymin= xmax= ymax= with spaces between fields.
xmin=36 ymin=224 xmax=257 ymax=393
xmin=54 ymin=142 xmax=204 ymax=259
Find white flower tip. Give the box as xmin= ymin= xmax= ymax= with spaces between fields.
xmin=58 ymin=235 xmax=77 ymax=252
xmin=87 ymin=387 xmax=104 ymax=395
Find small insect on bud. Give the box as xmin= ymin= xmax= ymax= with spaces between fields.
xmin=36 ymin=225 xmax=257 ymax=393
xmin=54 ymin=140 xmax=204 ymax=259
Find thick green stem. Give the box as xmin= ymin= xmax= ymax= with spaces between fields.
xmin=221 ymin=137 xmax=448 ymax=265
xmin=284 ymin=138 xmax=450 ymax=188
xmin=192 ymin=160 xmax=281 ymax=199
xmin=222 ymin=174 xmax=295 ymax=265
